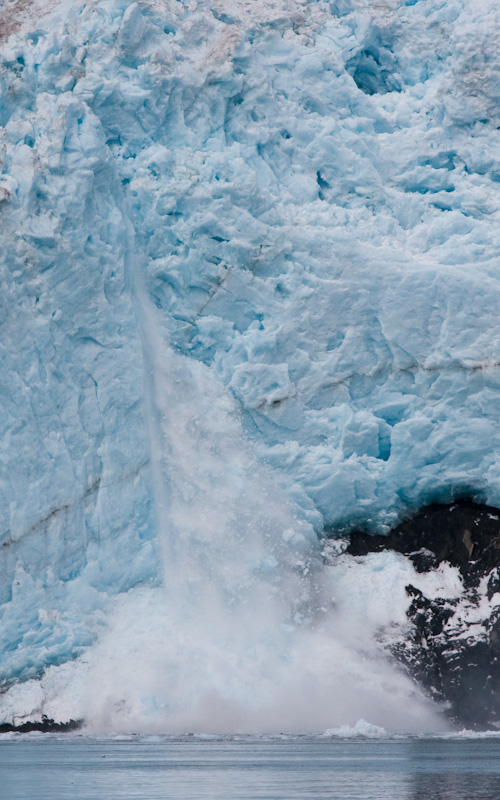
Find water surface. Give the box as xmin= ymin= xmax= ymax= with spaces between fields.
xmin=1 ymin=734 xmax=499 ymax=799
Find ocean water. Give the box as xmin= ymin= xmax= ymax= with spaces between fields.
xmin=1 ymin=735 xmax=500 ymax=799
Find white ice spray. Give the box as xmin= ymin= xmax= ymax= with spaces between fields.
xmin=8 ymin=293 xmax=444 ymax=734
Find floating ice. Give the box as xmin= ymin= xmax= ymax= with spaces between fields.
xmin=323 ymin=719 xmax=389 ymax=739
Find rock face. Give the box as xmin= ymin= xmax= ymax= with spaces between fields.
xmin=347 ymin=501 xmax=500 ymax=729
xmin=0 ymin=715 xmax=82 ymax=734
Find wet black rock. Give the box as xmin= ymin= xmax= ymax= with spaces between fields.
xmin=345 ymin=500 xmax=500 ymax=729
xmin=0 ymin=715 xmax=83 ymax=733
xmin=347 ymin=500 xmax=500 ymax=587
xmin=394 ymin=586 xmax=500 ymax=729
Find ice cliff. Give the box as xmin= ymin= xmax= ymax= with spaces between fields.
xmin=1 ymin=0 xmax=500 ymax=731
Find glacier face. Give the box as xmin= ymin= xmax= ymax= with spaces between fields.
xmin=1 ymin=0 xmax=500 ymax=729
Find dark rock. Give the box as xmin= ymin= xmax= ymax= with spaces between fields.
xmin=393 ymin=589 xmax=500 ymax=729
xmin=0 ymin=715 xmax=83 ymax=733
xmin=342 ymin=500 xmax=500 ymax=729
xmin=346 ymin=500 xmax=500 ymax=588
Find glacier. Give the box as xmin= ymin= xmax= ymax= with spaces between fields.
xmin=1 ymin=0 xmax=500 ymax=731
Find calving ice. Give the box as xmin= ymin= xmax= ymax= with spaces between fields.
xmin=0 ymin=0 xmax=499 ymax=732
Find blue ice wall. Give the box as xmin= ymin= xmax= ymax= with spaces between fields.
xmin=1 ymin=0 xmax=500 ymax=687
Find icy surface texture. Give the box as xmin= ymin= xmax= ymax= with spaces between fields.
xmin=0 ymin=0 xmax=500 ymax=726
